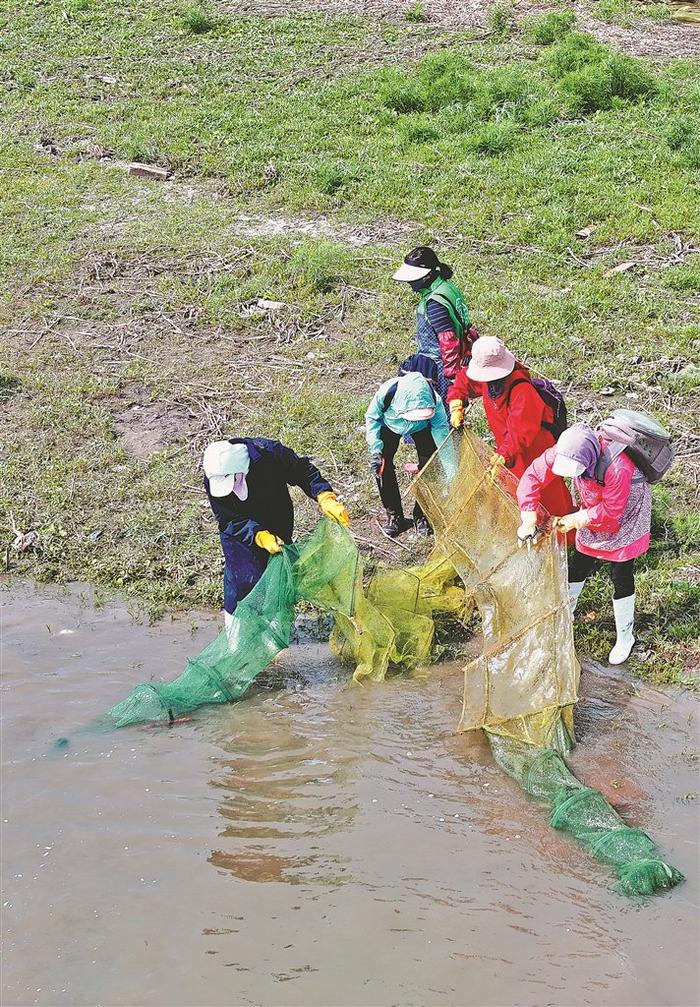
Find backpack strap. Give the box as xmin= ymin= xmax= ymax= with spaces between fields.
xmin=505 ymin=377 xmax=529 ymax=401
xmin=593 ymin=444 xmax=625 ymax=485
xmin=593 ymin=449 xmax=611 ymax=486
xmin=382 ymin=380 xmax=400 ymax=411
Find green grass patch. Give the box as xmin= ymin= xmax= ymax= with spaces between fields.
xmin=0 ymin=3 xmax=698 ymax=678
xmin=404 ymin=2 xmax=428 ymax=22
xmin=179 ymin=1 xmax=217 ymax=34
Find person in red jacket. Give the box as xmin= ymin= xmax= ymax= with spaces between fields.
xmin=447 ymin=336 xmax=573 ymax=519
xmin=517 ymin=423 xmax=651 ymax=665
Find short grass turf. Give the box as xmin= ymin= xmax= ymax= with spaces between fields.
xmin=0 ymin=1 xmax=698 ymax=683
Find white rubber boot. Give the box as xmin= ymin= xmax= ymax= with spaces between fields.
xmin=609 ymin=594 xmax=635 ymax=665
xmin=569 ymin=581 xmax=586 ymax=613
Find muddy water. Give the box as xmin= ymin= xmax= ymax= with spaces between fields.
xmin=2 ymin=581 xmax=698 ymax=1007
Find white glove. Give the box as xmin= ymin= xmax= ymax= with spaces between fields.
xmin=517 ymin=510 xmax=539 ymax=549
xmin=554 ymin=510 xmax=590 ymax=534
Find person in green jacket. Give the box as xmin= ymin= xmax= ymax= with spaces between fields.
xmin=365 ymin=355 xmax=451 ymax=538
xmin=393 ymin=246 xmax=477 ymax=403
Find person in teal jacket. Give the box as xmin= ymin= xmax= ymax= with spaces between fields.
xmin=365 ymin=355 xmax=451 ymax=538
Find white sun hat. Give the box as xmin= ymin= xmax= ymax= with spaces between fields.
xmin=552 ymin=454 xmax=586 ymax=478
xmin=203 ymin=441 xmax=250 ymax=498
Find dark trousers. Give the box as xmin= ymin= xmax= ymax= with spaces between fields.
xmin=377 ymin=426 xmax=436 ymax=521
xmin=568 ymin=550 xmax=635 ymax=599
xmin=220 ymin=533 xmax=267 ymax=615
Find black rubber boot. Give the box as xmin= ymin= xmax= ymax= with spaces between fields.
xmin=384 ymin=509 xmax=407 ymax=538
xmin=414 ymin=515 xmax=433 ymax=537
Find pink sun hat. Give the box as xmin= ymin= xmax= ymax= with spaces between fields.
xmin=467 ymin=336 xmax=516 ymax=382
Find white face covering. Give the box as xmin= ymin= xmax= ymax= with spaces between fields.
xmin=232 ymin=471 xmax=248 ymax=500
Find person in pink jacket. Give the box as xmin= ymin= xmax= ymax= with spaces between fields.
xmin=517 ymin=423 xmax=651 ymax=665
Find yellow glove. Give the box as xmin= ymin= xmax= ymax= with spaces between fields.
xmin=317 ymin=491 xmax=350 ymax=528
xmin=554 ymin=510 xmax=590 ymax=534
xmin=449 ymin=400 xmax=464 ymax=429
xmin=254 ymin=530 xmax=284 ymax=554
xmin=517 ymin=510 xmax=539 ymax=548
xmin=488 ymin=453 xmax=506 ymax=482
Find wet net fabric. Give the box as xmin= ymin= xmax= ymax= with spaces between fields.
xmin=105 ymin=519 xmax=359 ymax=728
xmin=330 ymin=545 xmax=471 ymax=683
xmin=105 ymin=519 xmax=467 ymax=727
xmin=488 ymin=733 xmax=684 ymax=896
xmin=413 ymin=429 xmax=579 ymax=746
xmin=412 ymin=429 xmax=683 ymax=897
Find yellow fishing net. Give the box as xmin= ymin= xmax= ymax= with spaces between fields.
xmin=413 ymin=429 xmax=579 ymax=748
xmin=330 ymin=544 xmax=472 ymax=683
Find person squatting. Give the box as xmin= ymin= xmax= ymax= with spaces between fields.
xmin=202 ymin=246 xmax=673 ymax=669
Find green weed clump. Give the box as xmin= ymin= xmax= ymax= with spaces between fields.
xmin=289 ymin=240 xmax=355 ymax=292
xmin=665 ymin=114 xmax=699 ymax=151
xmin=382 ymin=79 xmax=428 ymax=113
xmin=522 ymin=10 xmax=576 ymax=44
xmin=664 ymin=113 xmax=700 ymax=167
xmin=179 ymin=1 xmax=216 ymax=34
xmin=558 ymin=52 xmax=658 ymax=112
xmin=400 ymin=117 xmax=440 ymax=144
xmin=521 ymin=97 xmax=562 ymax=127
xmin=381 ymin=51 xmax=478 ymax=112
xmin=541 ymin=32 xmax=609 ymax=77
xmin=383 ymin=29 xmax=660 ymax=139
xmin=475 ymin=66 xmax=537 ymax=115
xmin=593 ymin=0 xmax=632 ymax=25
xmin=665 ymin=263 xmax=700 ymax=292
xmin=313 ymin=161 xmax=354 ymax=196
xmin=488 ymin=1 xmax=515 ymax=37
xmin=404 ymin=2 xmax=428 ymax=22
xmin=466 ymin=120 xmax=519 ymax=155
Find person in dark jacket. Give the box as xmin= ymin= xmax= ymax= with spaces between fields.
xmin=393 ymin=246 xmax=478 ymax=403
xmin=203 ymin=437 xmax=349 ymax=629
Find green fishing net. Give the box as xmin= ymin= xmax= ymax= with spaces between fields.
xmin=105 ymin=518 xmax=465 ymax=727
xmin=488 ymin=730 xmax=684 ymax=896
xmin=105 ymin=519 xmax=358 ymax=728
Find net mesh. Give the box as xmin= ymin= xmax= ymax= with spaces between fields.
xmin=105 ymin=519 xmax=355 ymax=728
xmin=105 ymin=519 xmax=468 ymax=726
xmin=413 ymin=429 xmax=579 ymax=745
xmin=413 ymin=430 xmax=683 ymax=897
xmin=330 ymin=544 xmax=471 ymax=683
xmin=102 ymin=429 xmax=684 ymax=897
xmin=488 ymin=732 xmax=684 ymax=896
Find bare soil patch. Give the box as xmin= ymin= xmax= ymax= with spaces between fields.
xmin=113 ymin=385 xmax=190 ymax=459
xmin=230 ymin=0 xmax=700 ymax=59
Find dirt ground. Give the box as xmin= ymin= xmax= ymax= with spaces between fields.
xmin=231 ymin=0 xmax=700 ymax=59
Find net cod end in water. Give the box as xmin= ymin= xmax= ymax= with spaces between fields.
xmin=99 ymin=430 xmax=684 ymax=899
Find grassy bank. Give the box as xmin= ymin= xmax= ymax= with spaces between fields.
xmin=1 ymin=1 xmax=698 ymax=682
